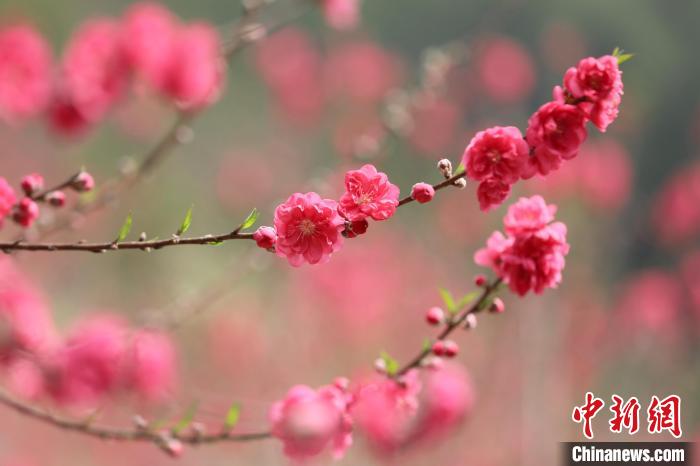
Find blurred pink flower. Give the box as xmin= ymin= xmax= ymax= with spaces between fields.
xmin=339 ymin=164 xmax=400 ymax=221
xmin=0 ymin=24 xmax=52 ymax=123
xmin=652 ymin=162 xmax=700 ymax=245
xmin=321 ymin=0 xmax=360 ymax=30
xmin=60 ymin=19 xmax=129 ymax=122
xmin=0 ymin=256 xmax=56 ymax=364
xmin=577 ymin=139 xmax=632 ymax=210
xmin=616 ymin=270 xmax=683 ymax=335
xmin=407 ymin=94 xmax=461 ymax=156
xmin=352 ymin=370 xmax=422 ymax=453
xmin=46 ymin=314 xmax=129 ymax=406
xmin=270 ymin=383 xmax=353 ymax=460
xmin=124 ymin=329 xmax=176 ymax=401
xmin=477 ymin=37 xmax=535 ymax=104
xmin=475 ymin=196 xmax=569 ymax=296
xmin=410 ymin=363 xmax=475 ymax=443
xmin=12 ymin=198 xmax=39 ymax=228
xmin=0 ymin=177 xmax=17 ymax=226
xmin=161 ymin=22 xmax=224 ymax=109
xmin=525 ymin=101 xmax=588 ymax=176
xmin=563 ymin=55 xmax=623 ymax=132
xmin=324 ymin=41 xmax=403 ymax=104
xmin=274 ymin=192 xmax=345 ymax=266
xmin=122 ymin=2 xmax=179 ymax=90
xmin=255 ymin=28 xmax=325 ymax=126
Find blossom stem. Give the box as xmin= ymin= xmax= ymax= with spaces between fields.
xmin=0 ymin=390 xmax=271 ymax=445
xmin=392 ymin=277 xmax=502 ymax=378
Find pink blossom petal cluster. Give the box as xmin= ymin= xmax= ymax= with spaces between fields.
xmin=339 ymin=164 xmax=400 ymax=221
xmin=321 ymin=0 xmax=360 ymax=30
xmin=269 ymin=382 xmax=353 ymax=460
xmin=475 ymin=195 xmax=569 ymax=296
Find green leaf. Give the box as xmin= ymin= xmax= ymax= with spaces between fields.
xmin=612 ymin=47 xmax=634 ymax=64
xmin=438 ymin=288 xmax=457 ymax=313
xmin=421 ymin=338 xmax=432 ymax=352
xmin=173 ymin=401 xmax=198 ymax=434
xmin=224 ymin=403 xmax=241 ymax=430
xmin=455 ymin=161 xmax=465 ymax=174
xmin=380 ymin=351 xmax=399 ymax=376
xmin=116 ymin=213 xmax=133 ymax=243
xmin=240 ymin=208 xmax=259 ymax=231
xmin=455 ymin=290 xmax=480 ymax=311
xmin=176 ymin=205 xmax=193 ymax=236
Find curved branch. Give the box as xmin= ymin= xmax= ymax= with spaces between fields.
xmin=0 ymin=390 xmax=270 ymax=446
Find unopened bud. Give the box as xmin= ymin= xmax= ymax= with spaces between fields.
xmin=474 ymin=274 xmax=487 ymax=287
xmin=464 ymin=313 xmax=477 ymax=329
xmin=373 ymin=357 xmax=387 ymax=374
xmin=21 ymin=173 xmax=44 ymax=196
xmin=71 ymin=171 xmax=94 ymax=192
xmin=46 ymin=191 xmax=66 ymax=207
xmin=437 ymin=158 xmax=453 ymax=178
xmin=453 ymin=177 xmax=467 ymax=189
xmin=489 ymin=297 xmax=505 ymax=314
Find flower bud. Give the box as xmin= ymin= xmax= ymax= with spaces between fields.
xmin=373 ymin=357 xmax=387 ymax=374
xmin=46 ymin=191 xmax=66 ymax=207
xmin=464 ymin=313 xmax=477 ymax=329
xmin=437 ymin=158 xmax=453 ymax=178
xmin=443 ymin=340 xmax=459 ymax=357
xmin=453 ymin=177 xmax=467 ymax=189
xmin=20 ymin=173 xmax=44 ymax=196
xmin=343 ymin=219 xmax=369 ymax=238
xmin=12 ymin=198 xmax=39 ymax=227
xmin=431 ymin=340 xmax=446 ymax=356
xmin=333 ymin=377 xmax=350 ymax=391
xmin=411 ymin=182 xmax=436 ymax=204
xmin=72 ymin=171 xmax=95 ymax=192
xmin=425 ymin=306 xmax=445 ymax=325
xmin=474 ymin=274 xmax=487 ymax=287
xmin=489 ymin=297 xmax=505 ymax=314
xmin=253 ymin=226 xmax=277 ymax=250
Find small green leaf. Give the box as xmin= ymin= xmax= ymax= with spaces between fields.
xmin=207 ymin=241 xmax=224 ymax=246
xmin=421 ymin=338 xmax=432 ymax=352
xmin=438 ymin=288 xmax=457 ymax=313
xmin=240 ymin=208 xmax=259 ymax=231
xmin=455 ymin=290 xmax=480 ymax=311
xmin=116 ymin=213 xmax=133 ymax=243
xmin=612 ymin=47 xmax=634 ymax=64
xmin=224 ymin=403 xmax=241 ymax=430
xmin=173 ymin=401 xmax=198 ymax=434
xmin=176 ymin=205 xmax=193 ymax=236
xmin=455 ymin=161 xmax=465 ymax=173
xmin=380 ymin=351 xmax=399 ymax=376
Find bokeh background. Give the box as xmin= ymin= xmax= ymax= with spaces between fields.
xmin=1 ymin=0 xmax=699 ymax=465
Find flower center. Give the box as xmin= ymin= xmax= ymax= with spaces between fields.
xmin=357 ymin=193 xmax=373 ymax=205
xmin=298 ymin=218 xmax=316 ymax=236
xmin=488 ymin=150 xmax=502 ymax=163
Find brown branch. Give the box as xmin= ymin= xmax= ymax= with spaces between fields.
xmin=0 ymin=390 xmax=270 ymax=446
xmin=392 ymin=277 xmax=502 ymax=378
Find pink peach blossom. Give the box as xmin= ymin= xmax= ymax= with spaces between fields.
xmin=477 ymin=37 xmax=535 ymax=103
xmin=411 ymin=182 xmax=435 ymax=204
xmin=464 ymin=126 xmax=529 ymax=184
xmin=616 ymin=270 xmax=683 ymax=335
xmin=274 ymin=192 xmax=345 ymax=266
xmin=503 ymin=194 xmax=557 ymax=235
xmin=0 ymin=24 xmax=52 ymax=123
xmin=475 ymin=196 xmax=569 ymax=296
xmin=563 ymin=55 xmax=623 ymax=132
xmin=269 ymin=383 xmax=353 ymax=460
xmin=476 ymin=177 xmax=512 ymax=211
xmin=525 ymin=101 xmax=588 ymax=176
xmin=253 ymin=226 xmax=277 ymax=249
xmin=339 ymin=164 xmax=400 ymax=221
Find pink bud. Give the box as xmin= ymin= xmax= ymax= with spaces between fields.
xmin=72 ymin=172 xmax=94 ymax=192
xmin=432 ymin=340 xmax=446 ymax=356
xmin=46 ymin=191 xmax=66 ymax=207
xmin=474 ymin=274 xmax=487 ymax=287
xmin=443 ymin=340 xmax=459 ymax=358
xmin=164 ymin=438 xmax=183 ymax=457
xmin=424 ymin=356 xmax=445 ymax=370
xmin=12 ymin=198 xmax=39 ymax=227
xmin=343 ymin=219 xmax=369 ymax=238
xmin=333 ymin=377 xmax=350 ymax=391
xmin=20 ymin=173 xmax=44 ymax=196
xmin=425 ymin=306 xmax=445 ymax=325
xmin=411 ymin=182 xmax=436 ymax=204
xmin=489 ymin=297 xmax=505 ymax=314
xmin=373 ymin=357 xmax=387 ymax=373
xmin=253 ymin=226 xmax=277 ymax=249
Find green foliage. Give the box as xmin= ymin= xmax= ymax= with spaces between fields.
xmin=224 ymin=403 xmax=241 ymax=430
xmin=240 ymin=208 xmax=259 ymax=231
xmin=176 ymin=205 xmax=193 ymax=236
xmin=173 ymin=402 xmax=199 ymax=434
xmin=116 ymin=213 xmax=133 ymax=243
xmin=612 ymin=47 xmax=634 ymax=64
xmin=380 ymin=351 xmax=399 ymax=376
